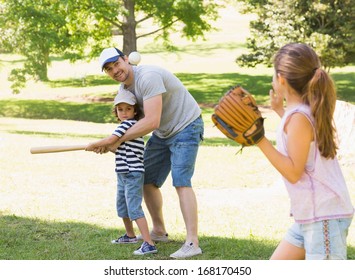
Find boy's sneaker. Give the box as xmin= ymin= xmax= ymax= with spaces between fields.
xmin=111 ymin=234 xmax=138 ymax=244
xmin=170 ymin=242 xmax=202 ymax=259
xmin=133 ymin=241 xmax=158 ymax=255
xmin=137 ymin=231 xmax=169 ymax=242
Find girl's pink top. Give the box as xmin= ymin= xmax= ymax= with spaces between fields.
xmin=276 ymin=104 xmax=354 ymax=224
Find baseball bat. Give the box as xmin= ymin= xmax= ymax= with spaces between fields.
xmin=30 ymin=144 xmax=87 ymax=154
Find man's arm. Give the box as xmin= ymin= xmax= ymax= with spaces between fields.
xmin=108 ymin=94 xmax=163 ymax=151
xmin=86 ymin=134 xmax=119 ymax=152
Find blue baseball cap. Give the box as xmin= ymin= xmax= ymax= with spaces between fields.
xmin=99 ymin=47 xmax=124 ymax=71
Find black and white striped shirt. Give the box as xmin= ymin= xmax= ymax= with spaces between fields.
xmin=112 ymin=119 xmax=144 ymax=173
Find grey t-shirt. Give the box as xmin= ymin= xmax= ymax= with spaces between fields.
xmin=119 ymin=65 xmax=201 ymax=138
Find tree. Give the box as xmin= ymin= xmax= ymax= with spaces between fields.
xmin=236 ymin=0 xmax=355 ymax=70
xmin=0 ymin=0 xmax=220 ymax=93
xmin=0 ymin=0 xmax=113 ymax=93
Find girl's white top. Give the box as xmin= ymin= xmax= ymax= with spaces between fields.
xmin=276 ymin=104 xmax=354 ymax=224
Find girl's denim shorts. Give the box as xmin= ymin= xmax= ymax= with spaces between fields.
xmin=285 ymin=218 xmax=353 ymax=260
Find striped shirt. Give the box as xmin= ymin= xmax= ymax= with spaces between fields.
xmin=112 ymin=119 xmax=144 ymax=173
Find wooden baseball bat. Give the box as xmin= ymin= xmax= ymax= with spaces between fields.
xmin=30 ymin=144 xmax=87 ymax=154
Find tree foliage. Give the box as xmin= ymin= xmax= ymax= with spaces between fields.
xmin=237 ymin=0 xmax=355 ymax=70
xmin=0 ymin=0 xmax=113 ymax=93
xmin=0 ymin=0 xmax=220 ymax=93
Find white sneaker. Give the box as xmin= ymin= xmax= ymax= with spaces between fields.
xmin=137 ymin=231 xmax=169 ymax=242
xmin=170 ymin=242 xmax=202 ymax=259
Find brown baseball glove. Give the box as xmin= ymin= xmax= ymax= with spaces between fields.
xmin=211 ymin=86 xmax=265 ymax=147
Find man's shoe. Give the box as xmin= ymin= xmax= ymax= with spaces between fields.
xmin=170 ymin=242 xmax=202 ymax=259
xmin=137 ymin=231 xmax=169 ymax=242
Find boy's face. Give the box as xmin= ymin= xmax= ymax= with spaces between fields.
xmin=116 ymin=103 xmax=136 ymax=121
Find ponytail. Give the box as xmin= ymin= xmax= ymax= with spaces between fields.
xmin=274 ymin=43 xmax=338 ymax=159
xmin=304 ymin=68 xmax=338 ymax=159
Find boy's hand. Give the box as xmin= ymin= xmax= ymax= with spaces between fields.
xmin=85 ymin=143 xmax=96 ymax=152
xmin=94 ymin=146 xmax=110 ymax=154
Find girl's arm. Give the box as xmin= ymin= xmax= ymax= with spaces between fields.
xmin=257 ymin=113 xmax=313 ymax=183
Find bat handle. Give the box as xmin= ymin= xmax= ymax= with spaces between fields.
xmin=30 ymin=144 xmax=88 ymax=154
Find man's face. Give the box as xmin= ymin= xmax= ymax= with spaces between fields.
xmin=104 ymin=56 xmax=131 ymax=84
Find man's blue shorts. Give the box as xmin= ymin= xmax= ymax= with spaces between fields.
xmin=144 ymin=116 xmax=204 ymax=188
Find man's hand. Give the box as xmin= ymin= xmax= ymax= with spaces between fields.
xmin=107 ymin=140 xmax=122 ymax=153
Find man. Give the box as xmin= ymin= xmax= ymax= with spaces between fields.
xmin=98 ymin=47 xmax=204 ymax=258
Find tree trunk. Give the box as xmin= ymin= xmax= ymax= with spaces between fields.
xmin=122 ymin=0 xmax=137 ymax=54
xmin=37 ymin=49 xmax=49 ymax=81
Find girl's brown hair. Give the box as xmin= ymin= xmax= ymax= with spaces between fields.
xmin=274 ymin=43 xmax=338 ymax=159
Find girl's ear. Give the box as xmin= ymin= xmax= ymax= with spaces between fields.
xmin=277 ymin=73 xmax=286 ymax=85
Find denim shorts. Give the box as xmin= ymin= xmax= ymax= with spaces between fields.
xmin=284 ymin=218 xmax=353 ymax=260
xmin=116 ymin=171 xmax=145 ymax=221
xmin=144 ymin=116 xmax=204 ymax=188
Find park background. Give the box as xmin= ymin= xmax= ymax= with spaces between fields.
xmin=1 ymin=5 xmax=354 ymax=260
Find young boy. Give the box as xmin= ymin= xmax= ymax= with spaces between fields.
xmin=86 ymin=90 xmax=157 ymax=255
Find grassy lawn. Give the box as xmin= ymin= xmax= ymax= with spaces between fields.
xmin=0 ymin=122 xmax=354 ymax=260
xmin=0 ymin=8 xmax=354 ymax=261
xmin=0 ymin=215 xmax=277 ymax=260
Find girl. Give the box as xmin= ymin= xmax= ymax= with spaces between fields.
xmin=257 ymin=43 xmax=354 ymax=260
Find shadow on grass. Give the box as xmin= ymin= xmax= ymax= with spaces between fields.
xmin=44 ymin=72 xmax=272 ymax=104
xmin=176 ymin=72 xmax=273 ymax=105
xmin=0 ymin=73 xmax=272 ymax=123
xmin=1 ymin=72 xmax=353 ymax=123
xmin=46 ymin=75 xmax=117 ymax=88
xmin=44 ymin=71 xmax=355 ymax=105
xmin=0 ymin=100 xmax=116 ymax=123
xmin=1 ymin=214 xmax=278 ymax=260
xmin=142 ymin=41 xmax=246 ymax=56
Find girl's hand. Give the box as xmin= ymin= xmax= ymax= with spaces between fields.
xmin=269 ymin=89 xmax=284 ymax=117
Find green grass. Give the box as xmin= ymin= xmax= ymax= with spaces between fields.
xmin=331 ymin=72 xmax=355 ymax=102
xmin=2 ymin=214 xmax=355 ymax=260
xmin=0 ymin=214 xmax=279 ymax=260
